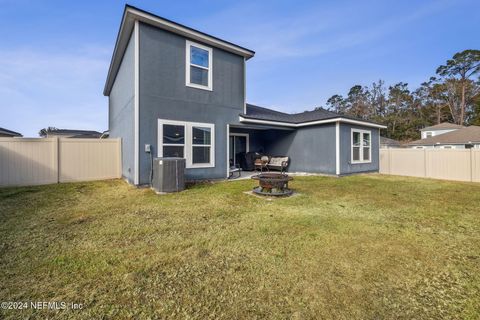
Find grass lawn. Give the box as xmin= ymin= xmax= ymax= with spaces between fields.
xmin=1 ymin=175 xmax=479 ymax=319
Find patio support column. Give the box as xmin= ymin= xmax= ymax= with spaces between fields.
xmin=226 ymin=124 xmax=230 ymax=178
xmin=336 ymin=121 xmax=340 ymax=175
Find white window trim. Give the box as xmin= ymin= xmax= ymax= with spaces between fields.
xmin=229 ymin=133 xmax=250 ymax=153
xmin=185 ymin=40 xmax=213 ymax=91
xmin=158 ymin=119 xmax=215 ymax=169
xmin=351 ymin=128 xmax=372 ymax=164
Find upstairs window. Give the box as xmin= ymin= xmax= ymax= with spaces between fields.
xmin=351 ymin=129 xmax=371 ymax=164
xmin=186 ymin=40 xmax=212 ymax=91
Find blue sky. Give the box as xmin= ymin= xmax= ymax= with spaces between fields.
xmin=1 ymin=0 xmax=479 ymax=137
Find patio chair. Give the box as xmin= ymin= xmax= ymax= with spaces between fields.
xmin=229 ymin=163 xmax=242 ymax=179
xmin=255 ymin=156 xmax=270 ymax=172
xmin=267 ymin=156 xmax=289 ymax=173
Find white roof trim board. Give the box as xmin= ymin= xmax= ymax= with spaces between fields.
xmin=239 ymin=116 xmax=387 ymax=129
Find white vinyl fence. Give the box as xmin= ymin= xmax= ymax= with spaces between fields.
xmin=380 ymin=149 xmax=480 ymax=182
xmin=0 ymin=138 xmax=121 ymax=187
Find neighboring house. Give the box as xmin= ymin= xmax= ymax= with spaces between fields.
xmin=420 ymin=122 xmax=464 ymax=139
xmin=0 ymin=127 xmax=22 ymax=137
xmin=380 ymin=137 xmax=402 ymax=149
xmin=104 ymin=5 xmax=386 ymax=185
xmin=40 ymin=129 xmax=102 ymax=139
xmin=409 ymin=125 xmax=480 ymax=149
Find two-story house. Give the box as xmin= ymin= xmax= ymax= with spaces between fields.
xmin=104 ymin=5 xmax=386 ymax=185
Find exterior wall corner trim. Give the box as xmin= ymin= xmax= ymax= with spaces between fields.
xmin=134 ymin=19 xmax=140 ymax=185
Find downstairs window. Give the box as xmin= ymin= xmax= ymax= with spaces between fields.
xmin=351 ymin=129 xmax=371 ymax=163
xmin=158 ymin=119 xmax=215 ymax=168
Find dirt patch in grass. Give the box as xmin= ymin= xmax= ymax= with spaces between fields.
xmin=0 ymin=176 xmax=479 ymax=319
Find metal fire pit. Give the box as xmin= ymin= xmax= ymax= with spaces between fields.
xmin=251 ymin=173 xmax=293 ymax=196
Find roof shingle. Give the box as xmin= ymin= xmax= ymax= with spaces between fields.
xmin=48 ymin=129 xmax=102 ymax=136
xmin=409 ymin=126 xmax=480 ymax=145
xmin=420 ymin=122 xmax=465 ymax=131
xmin=242 ymin=104 xmax=382 ymax=126
xmin=380 ymin=137 xmax=401 ymax=147
xmin=0 ymin=127 xmax=22 ymax=137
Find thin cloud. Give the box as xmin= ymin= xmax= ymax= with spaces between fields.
xmin=196 ymin=0 xmax=461 ymax=61
xmin=0 ymin=47 xmax=110 ymax=137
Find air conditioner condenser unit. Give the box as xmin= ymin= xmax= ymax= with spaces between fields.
xmin=152 ymin=157 xmax=185 ymax=193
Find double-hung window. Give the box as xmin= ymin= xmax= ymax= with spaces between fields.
xmin=158 ymin=119 xmax=215 ymax=168
xmin=351 ymin=129 xmax=371 ymax=163
xmin=162 ymin=124 xmax=185 ymax=158
xmin=192 ymin=126 xmax=212 ymax=165
xmin=186 ymin=40 xmax=212 ymax=91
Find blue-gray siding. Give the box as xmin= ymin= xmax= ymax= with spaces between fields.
xmin=339 ymin=123 xmax=380 ymax=174
xmin=138 ymin=23 xmax=245 ymax=183
xmin=109 ymin=32 xmax=135 ymax=183
xmin=231 ymin=123 xmax=380 ymax=175
xmin=262 ymin=124 xmax=337 ymax=174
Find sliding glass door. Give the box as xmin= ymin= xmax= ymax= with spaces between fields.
xmin=229 ymin=134 xmax=248 ymax=167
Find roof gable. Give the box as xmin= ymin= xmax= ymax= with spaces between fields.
xmin=104 ymin=5 xmax=255 ymax=96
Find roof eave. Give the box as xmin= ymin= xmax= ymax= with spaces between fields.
xmin=0 ymin=128 xmax=22 ymax=136
xmin=239 ymin=115 xmax=387 ymax=129
xmin=104 ymin=5 xmax=255 ymax=96
xmin=420 ymin=125 xmax=463 ymax=131
xmin=421 ymin=128 xmax=448 ymax=131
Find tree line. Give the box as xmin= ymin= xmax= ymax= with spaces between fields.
xmin=320 ymin=50 xmax=480 ymax=141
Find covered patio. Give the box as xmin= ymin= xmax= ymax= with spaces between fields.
xmin=227 ymin=123 xmax=294 ymax=178
xmin=225 ymin=103 xmax=384 ymax=179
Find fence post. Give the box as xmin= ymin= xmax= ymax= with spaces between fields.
xmin=117 ymin=138 xmax=122 ymax=178
xmin=388 ymin=148 xmax=392 ymax=174
xmin=423 ymin=148 xmax=427 ymax=178
xmin=471 ymin=149 xmax=474 ymax=182
xmin=53 ymin=137 xmax=59 ymax=183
